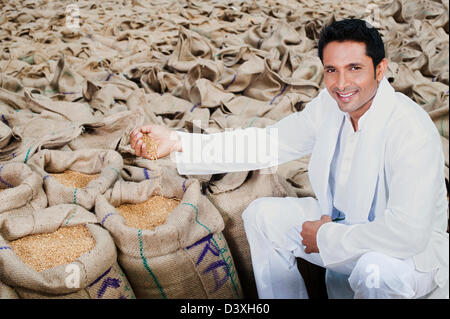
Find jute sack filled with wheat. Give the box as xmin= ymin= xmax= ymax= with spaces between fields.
xmin=95 ymin=178 xmax=243 ymax=299
xmin=0 ymin=204 xmax=135 ymax=299
xmin=204 ymin=168 xmax=297 ymax=299
xmin=0 ymin=162 xmax=47 ymax=217
xmin=28 ymin=149 xmax=123 ymax=210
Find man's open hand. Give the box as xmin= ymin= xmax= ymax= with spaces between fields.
xmin=301 ymin=215 xmax=332 ymax=254
xmin=130 ymin=124 xmax=182 ymax=159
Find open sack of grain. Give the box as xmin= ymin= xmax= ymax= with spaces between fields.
xmin=204 ymin=168 xmax=297 ymax=299
xmin=0 ymin=162 xmax=47 ymax=217
xmin=28 ymin=148 xmax=123 ymax=210
xmin=0 ymin=204 xmax=135 ymax=299
xmin=95 ymin=177 xmax=243 ymax=299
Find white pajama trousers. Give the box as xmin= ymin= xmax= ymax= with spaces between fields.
xmin=242 ymin=196 xmax=438 ymax=299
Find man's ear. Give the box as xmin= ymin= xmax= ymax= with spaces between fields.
xmin=375 ymin=58 xmax=388 ymax=82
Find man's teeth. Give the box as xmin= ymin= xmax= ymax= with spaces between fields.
xmin=337 ymin=92 xmax=356 ymax=97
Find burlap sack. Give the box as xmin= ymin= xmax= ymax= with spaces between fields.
xmin=244 ymin=53 xmax=320 ymax=103
xmin=180 ymin=60 xmax=225 ymax=99
xmin=0 ymin=162 xmax=47 ymax=217
xmin=429 ymin=105 xmax=449 ymax=139
xmin=28 ymin=148 xmax=123 ymax=210
xmin=216 ymin=46 xmax=266 ymax=93
xmin=0 ymin=110 xmax=83 ymax=163
xmin=210 ymin=108 xmax=277 ymax=130
xmin=0 ymin=87 xmax=32 ymax=111
xmin=120 ymin=156 xmax=182 ymax=183
xmin=0 ymin=281 xmax=19 ymax=299
xmin=218 ymin=92 xmax=306 ymax=121
xmin=68 ymin=109 xmax=144 ymax=152
xmin=95 ymin=178 xmax=243 ymax=299
xmin=47 ymin=55 xmax=85 ymax=102
xmin=185 ymin=78 xmax=235 ymax=108
xmin=86 ymin=75 xmax=140 ymax=115
xmin=125 ymin=89 xmax=164 ymax=127
xmin=23 ymin=89 xmax=95 ymax=124
xmin=0 ymin=74 xmax=24 ymax=95
xmin=276 ymin=156 xmax=316 ymax=198
xmin=125 ymin=64 xmax=183 ymax=95
xmin=245 ymin=18 xmax=303 ymax=56
xmin=139 ymin=92 xmax=211 ymax=130
xmin=204 ymin=168 xmax=297 ymax=299
xmin=167 ymin=26 xmax=215 ymax=73
xmin=0 ymin=120 xmax=17 ymax=151
xmin=0 ymin=204 xmax=135 ymax=299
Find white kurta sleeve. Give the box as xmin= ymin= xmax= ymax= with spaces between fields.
xmin=316 ymin=126 xmax=446 ymax=268
xmin=173 ymin=97 xmax=323 ymax=175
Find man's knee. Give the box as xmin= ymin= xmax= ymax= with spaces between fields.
xmin=242 ymin=197 xmax=280 ymax=227
xmin=242 ymin=197 xmax=288 ymax=246
xmin=348 ymin=252 xmax=415 ymax=298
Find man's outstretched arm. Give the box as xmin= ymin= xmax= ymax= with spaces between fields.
xmin=130 ymin=93 xmax=326 ymax=175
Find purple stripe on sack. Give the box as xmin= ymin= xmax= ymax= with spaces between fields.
xmin=224 ymin=73 xmax=237 ymax=90
xmin=12 ymin=153 xmax=16 ymax=158
xmin=0 ymin=166 xmax=14 ymax=188
xmin=97 ymin=277 xmax=121 ymax=298
xmin=182 ymin=179 xmax=187 ymax=192
xmin=202 ymin=259 xmax=230 ymax=293
xmin=101 ymin=212 xmax=115 ymax=226
xmin=43 ymin=174 xmax=51 ymax=181
xmin=106 ymin=73 xmax=113 ymax=81
xmin=190 ymin=102 xmax=200 ymax=112
xmin=269 ymin=83 xmax=288 ymax=105
xmin=1 ymin=114 xmax=9 ymax=127
xmin=0 ymin=246 xmax=11 ymax=250
xmin=88 ymin=267 xmax=112 ymax=287
xmin=257 ymin=38 xmax=263 ymax=49
xmin=143 ymin=168 xmax=150 ymax=180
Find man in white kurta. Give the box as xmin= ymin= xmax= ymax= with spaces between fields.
xmin=130 ymin=20 xmax=449 ymax=299
xmin=171 ymin=76 xmax=448 ymax=298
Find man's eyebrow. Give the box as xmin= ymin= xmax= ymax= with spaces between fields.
xmin=347 ymin=63 xmax=364 ymax=67
xmin=324 ymin=63 xmax=364 ymax=69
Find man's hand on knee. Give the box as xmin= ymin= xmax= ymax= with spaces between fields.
xmin=301 ymin=215 xmax=332 ymax=254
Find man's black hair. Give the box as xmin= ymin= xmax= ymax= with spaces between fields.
xmin=318 ymin=19 xmax=385 ymax=72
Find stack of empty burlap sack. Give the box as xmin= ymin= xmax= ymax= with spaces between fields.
xmin=0 ymin=0 xmax=448 ymax=299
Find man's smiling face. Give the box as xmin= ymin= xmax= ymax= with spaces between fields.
xmin=323 ymin=41 xmax=386 ymax=118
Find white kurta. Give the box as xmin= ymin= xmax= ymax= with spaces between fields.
xmin=174 ymin=77 xmax=449 ymax=290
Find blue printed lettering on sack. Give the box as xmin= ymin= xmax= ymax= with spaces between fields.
xmin=186 ymin=233 xmax=231 ymax=293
